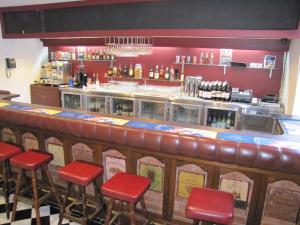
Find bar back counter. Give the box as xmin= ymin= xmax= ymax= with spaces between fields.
xmin=0 ymin=101 xmax=299 ymax=225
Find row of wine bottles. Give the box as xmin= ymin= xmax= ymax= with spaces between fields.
xmin=198 ymin=80 xmax=232 ymax=101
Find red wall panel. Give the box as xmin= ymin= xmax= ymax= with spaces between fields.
xmin=49 ymin=46 xmax=283 ymax=97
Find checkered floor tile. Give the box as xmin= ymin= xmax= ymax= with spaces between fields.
xmin=0 ymin=195 xmax=105 ymax=225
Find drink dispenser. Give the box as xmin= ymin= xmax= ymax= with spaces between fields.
xmin=184 ymin=76 xmax=202 ymax=97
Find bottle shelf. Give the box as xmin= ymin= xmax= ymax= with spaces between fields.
xmin=173 ymin=62 xmax=276 ymax=78
xmin=109 ymin=77 xmax=182 ymax=83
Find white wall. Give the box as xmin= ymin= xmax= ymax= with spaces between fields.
xmin=0 ymin=26 xmax=47 ymax=103
xmin=281 ymin=39 xmax=300 ymax=115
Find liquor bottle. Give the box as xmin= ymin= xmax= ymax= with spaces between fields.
xmin=123 ymin=64 xmax=128 ymax=77
xmin=149 ymin=67 xmax=154 ymax=79
xmin=205 ymin=53 xmax=209 ymax=64
xmin=159 ymin=65 xmax=164 ymax=80
xmin=221 ymin=81 xmax=227 ymax=101
xmin=198 ymin=81 xmax=204 ymax=98
xmin=199 ymin=52 xmax=204 ymax=64
xmin=91 ymin=50 xmax=95 ymax=60
xmin=170 ymin=65 xmax=175 ymax=80
xmin=110 ymin=53 xmax=115 ymax=61
xmin=211 ymin=113 xmax=217 ymax=127
xmin=154 ymin=65 xmax=159 ymax=80
xmin=129 ymin=63 xmax=134 ymax=78
xmin=221 ymin=113 xmax=226 ymax=129
xmin=217 ymin=81 xmax=223 ymax=101
xmin=206 ymin=82 xmax=212 ymax=100
xmin=117 ymin=64 xmax=122 ymax=77
xmin=202 ymin=82 xmax=208 ymax=99
xmin=83 ymin=73 xmax=88 ymax=86
xmin=209 ymin=53 xmax=214 ymax=65
xmin=92 ymin=73 xmax=96 ymax=83
xmin=112 ymin=65 xmax=118 ymax=77
xmin=211 ymin=81 xmax=216 ymax=100
xmin=224 ymin=82 xmax=231 ymax=102
xmin=164 ymin=67 xmax=170 ymax=80
xmin=87 ymin=49 xmax=91 ymax=60
xmin=100 ymin=49 xmax=103 ymax=60
xmin=225 ymin=112 xmax=232 ymax=129
xmin=95 ymin=50 xmax=100 ymax=60
xmin=96 ymin=73 xmax=100 ymax=86
xmin=174 ymin=68 xmax=179 ymax=80
xmin=107 ymin=64 xmax=113 ymax=77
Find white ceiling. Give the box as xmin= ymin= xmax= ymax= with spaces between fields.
xmin=0 ymin=0 xmax=82 ymax=7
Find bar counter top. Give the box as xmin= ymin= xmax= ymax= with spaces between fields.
xmin=0 ymin=99 xmax=300 ymax=176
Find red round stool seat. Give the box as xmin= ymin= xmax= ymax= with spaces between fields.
xmin=0 ymin=142 xmax=22 ymax=161
xmin=102 ymin=172 xmax=151 ymax=203
xmin=10 ymin=150 xmax=53 ymax=170
xmin=186 ymin=187 xmax=234 ymax=225
xmin=58 ymin=161 xmax=104 ymax=186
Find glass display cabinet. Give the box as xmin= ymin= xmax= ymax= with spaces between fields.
xmin=62 ymin=92 xmax=82 ymax=110
xmin=84 ymin=95 xmax=107 ymax=114
xmin=170 ymin=103 xmax=201 ymax=125
xmin=137 ymin=100 xmax=168 ymax=121
xmin=204 ymin=106 xmax=240 ymax=129
xmin=110 ymin=97 xmax=136 ymax=117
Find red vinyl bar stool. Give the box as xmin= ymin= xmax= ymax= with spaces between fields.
xmin=0 ymin=142 xmax=22 ymax=219
xmin=57 ymin=160 xmax=104 ymax=225
xmin=102 ymin=172 xmax=151 ymax=225
xmin=10 ymin=150 xmax=62 ymax=225
xmin=186 ymin=187 xmax=234 ymax=225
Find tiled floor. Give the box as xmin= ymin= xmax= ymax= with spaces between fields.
xmin=0 ymin=195 xmax=105 ymax=225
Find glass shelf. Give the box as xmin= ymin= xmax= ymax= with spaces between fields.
xmin=50 ymin=59 xmax=115 ymax=62
xmin=173 ymin=62 xmax=276 ymax=77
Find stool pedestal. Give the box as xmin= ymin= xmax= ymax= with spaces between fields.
xmin=0 ymin=142 xmax=22 ymax=219
xmin=102 ymin=172 xmax=151 ymax=225
xmin=58 ymin=161 xmax=104 ymax=225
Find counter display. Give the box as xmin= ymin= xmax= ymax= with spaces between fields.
xmin=60 ymin=85 xmax=284 ymax=135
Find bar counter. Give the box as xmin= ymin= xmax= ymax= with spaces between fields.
xmin=0 ymin=100 xmax=300 ymax=225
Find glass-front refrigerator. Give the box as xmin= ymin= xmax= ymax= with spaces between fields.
xmin=84 ymin=95 xmax=107 ymax=114
xmin=170 ymin=103 xmax=201 ymax=125
xmin=62 ymin=92 xmax=82 ymax=110
xmin=204 ymin=107 xmax=240 ymax=129
xmin=110 ymin=97 xmax=136 ymax=117
xmin=138 ymin=100 xmax=168 ymax=121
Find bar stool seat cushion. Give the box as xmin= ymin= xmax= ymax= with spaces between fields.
xmin=10 ymin=150 xmax=53 ymax=170
xmin=186 ymin=187 xmax=234 ymax=225
xmin=58 ymin=161 xmax=103 ymax=186
xmin=0 ymin=142 xmax=22 ymax=161
xmin=102 ymin=172 xmax=151 ymax=203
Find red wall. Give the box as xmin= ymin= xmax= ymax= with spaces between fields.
xmin=49 ymin=46 xmax=283 ymax=97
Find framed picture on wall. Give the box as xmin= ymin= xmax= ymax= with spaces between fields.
xmin=177 ymin=170 xmax=205 ymax=198
xmin=219 ymin=178 xmax=250 ymax=209
xmin=139 ymin=162 xmax=164 ymax=192
xmin=264 ymin=55 xmax=276 ymax=69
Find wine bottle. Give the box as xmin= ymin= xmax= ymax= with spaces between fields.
xmin=129 ymin=63 xmax=134 ymax=78
xmin=154 ymin=65 xmax=159 ymax=80
xmin=170 ymin=65 xmax=175 ymax=80
xmin=149 ymin=67 xmax=154 ymax=79
xmin=164 ymin=67 xmax=170 ymax=80
xmin=159 ymin=65 xmax=164 ymax=80
xmin=123 ymin=64 xmax=128 ymax=77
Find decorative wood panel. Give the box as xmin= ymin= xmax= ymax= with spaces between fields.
xmin=22 ymin=132 xmax=39 ymax=151
xmin=102 ymin=149 xmax=126 ymax=182
xmin=218 ymin=172 xmax=254 ymax=225
xmin=1 ymin=127 xmax=16 ymax=144
xmin=72 ymin=143 xmax=94 ymax=194
xmin=173 ymin=164 xmax=208 ymax=222
xmin=45 ymin=137 xmax=65 ymax=186
xmin=261 ymin=180 xmax=300 ymax=225
xmin=137 ymin=156 xmax=164 ymax=215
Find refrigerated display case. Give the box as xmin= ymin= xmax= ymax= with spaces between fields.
xmin=110 ymin=97 xmax=136 ymax=117
xmin=84 ymin=95 xmax=107 ymax=114
xmin=170 ymin=103 xmax=201 ymax=125
xmin=62 ymin=92 xmax=82 ymax=110
xmin=204 ymin=106 xmax=240 ymax=129
xmin=137 ymin=99 xmax=168 ymax=121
